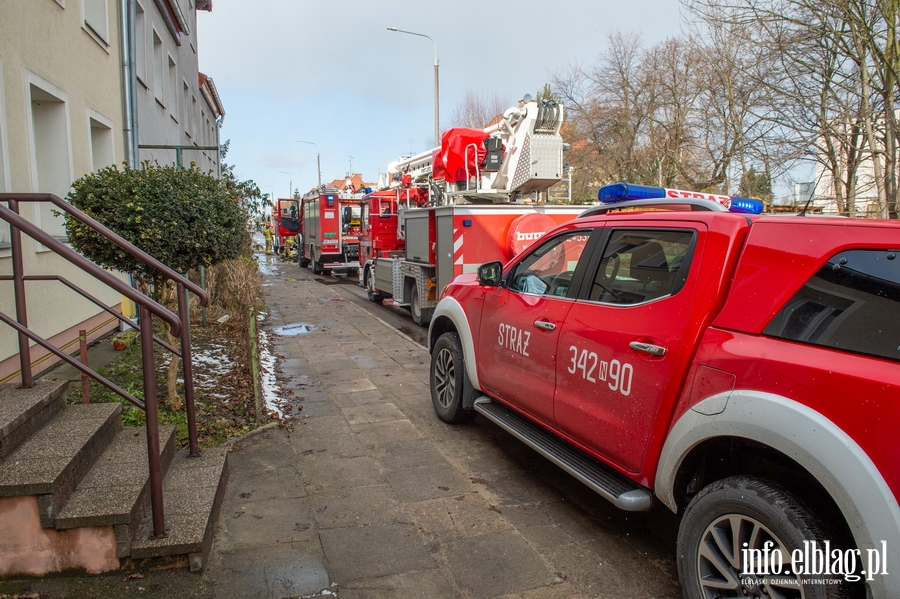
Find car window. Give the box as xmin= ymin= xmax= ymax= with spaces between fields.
xmin=588 ymin=229 xmax=696 ymax=305
xmin=764 ymin=249 xmax=900 ymax=362
xmin=508 ymin=230 xmax=591 ymax=297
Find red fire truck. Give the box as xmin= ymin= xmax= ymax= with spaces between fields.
xmin=297 ymin=187 xmax=363 ymax=275
xmin=272 ymin=197 xmax=300 ymax=256
xmin=359 ymin=97 xmax=581 ymax=326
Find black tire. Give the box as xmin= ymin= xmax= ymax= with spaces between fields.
xmin=678 ymin=476 xmax=854 ymax=599
xmin=430 ymin=333 xmax=477 ymax=424
xmin=410 ymin=284 xmax=433 ymax=326
xmin=366 ymin=267 xmax=383 ymax=304
xmin=312 ymin=251 xmax=324 ymax=275
xmin=300 ymin=246 xmax=311 ymax=268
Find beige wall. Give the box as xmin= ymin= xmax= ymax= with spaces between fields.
xmin=0 ymin=0 xmax=128 ymax=382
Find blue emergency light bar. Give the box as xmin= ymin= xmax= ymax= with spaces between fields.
xmin=598 ymin=183 xmax=664 ymax=202
xmin=597 ymin=183 xmax=764 ymax=215
xmin=728 ymin=198 xmax=765 ymax=214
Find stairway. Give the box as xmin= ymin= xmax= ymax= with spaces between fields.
xmin=0 ymin=379 xmax=228 ymax=576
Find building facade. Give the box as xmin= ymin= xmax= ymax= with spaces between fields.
xmin=0 ymin=0 xmax=129 ymax=382
xmin=131 ymin=0 xmax=222 ymax=172
xmin=0 ymin=0 xmax=223 ymax=383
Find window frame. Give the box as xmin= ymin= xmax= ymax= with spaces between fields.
xmin=503 ymin=228 xmax=600 ymax=300
xmin=580 ymin=227 xmax=698 ymax=307
xmin=83 ymin=0 xmax=110 ymax=48
xmin=764 ymin=248 xmax=900 ymax=362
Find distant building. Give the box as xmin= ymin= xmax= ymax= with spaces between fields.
xmin=322 ymin=174 xmax=376 ymax=194
xmin=810 ymin=115 xmax=898 ymax=217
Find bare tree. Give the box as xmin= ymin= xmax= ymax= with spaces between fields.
xmin=686 ymin=0 xmax=899 ymax=217
xmin=448 ymin=91 xmax=510 ymax=129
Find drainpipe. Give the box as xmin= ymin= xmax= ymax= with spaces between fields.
xmin=215 ymin=114 xmax=224 ymax=180
xmin=120 ymin=0 xmax=138 ymax=166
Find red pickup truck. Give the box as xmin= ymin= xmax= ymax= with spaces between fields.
xmin=427 ymin=184 xmax=899 ymax=599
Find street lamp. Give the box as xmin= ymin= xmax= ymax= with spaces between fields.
xmin=297 ymin=140 xmax=322 ymax=189
xmin=278 ymin=171 xmax=294 ymax=198
xmin=387 ymin=27 xmax=439 ymax=148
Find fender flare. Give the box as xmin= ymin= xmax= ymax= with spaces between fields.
xmin=428 ymin=297 xmax=480 ymax=390
xmin=655 ymin=390 xmax=900 ymax=598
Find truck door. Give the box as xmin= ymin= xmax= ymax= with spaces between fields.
xmin=553 ymin=225 xmax=702 ymax=474
xmin=478 ymin=229 xmax=595 ymax=427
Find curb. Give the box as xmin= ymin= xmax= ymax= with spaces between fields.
xmin=222 ymin=421 xmax=280 ymax=448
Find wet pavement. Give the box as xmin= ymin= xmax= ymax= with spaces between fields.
xmin=0 ymin=250 xmax=684 ymax=599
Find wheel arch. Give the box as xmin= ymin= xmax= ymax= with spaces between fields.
xmin=428 ymin=297 xmax=480 ymax=391
xmin=656 ymin=390 xmax=900 ymax=598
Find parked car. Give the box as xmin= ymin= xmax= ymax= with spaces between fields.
xmin=427 ymin=183 xmax=900 ymax=599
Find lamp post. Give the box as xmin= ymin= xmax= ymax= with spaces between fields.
xmin=387 ymin=27 xmax=439 ymax=147
xmin=278 ymin=171 xmax=294 ymax=198
xmin=297 ymin=140 xmax=322 ymax=189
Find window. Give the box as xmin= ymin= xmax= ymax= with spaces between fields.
xmin=182 ymin=80 xmax=190 ymax=129
xmin=134 ymin=2 xmax=147 ymax=85
xmin=167 ymin=55 xmax=177 ymax=115
xmin=589 ymin=229 xmax=695 ymax=305
xmin=152 ymin=30 xmax=164 ymax=106
xmin=28 ymin=77 xmax=72 ymax=239
xmin=765 ymin=249 xmax=900 ymax=362
xmin=190 ymin=93 xmax=198 ymax=138
xmin=87 ymin=110 xmax=114 ymax=171
xmin=84 ymin=0 xmax=109 ymax=44
xmin=508 ymin=231 xmax=591 ymax=297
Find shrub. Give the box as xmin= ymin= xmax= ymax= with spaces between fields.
xmin=65 ymin=163 xmax=246 ymax=289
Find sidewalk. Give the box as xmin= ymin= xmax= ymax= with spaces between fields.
xmin=0 ymin=250 xmax=680 ymax=599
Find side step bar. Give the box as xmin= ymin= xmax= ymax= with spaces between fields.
xmin=473 ymin=397 xmax=653 ymax=512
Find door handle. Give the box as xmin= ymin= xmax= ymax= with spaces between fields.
xmin=534 ymin=320 xmax=556 ymax=331
xmin=629 ymin=341 xmax=666 ymax=356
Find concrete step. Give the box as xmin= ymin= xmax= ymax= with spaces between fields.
xmin=0 ymin=379 xmax=68 ymax=459
xmin=55 ymin=425 xmax=176 ymax=558
xmin=131 ymin=447 xmax=229 ymax=572
xmin=0 ymin=401 xmax=121 ymax=526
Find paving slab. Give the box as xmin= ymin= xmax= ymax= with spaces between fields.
xmin=318 ymin=523 xmax=436 ymax=582
xmin=309 ymin=483 xmax=404 ymax=529
xmin=442 ymin=530 xmax=560 ymax=599
xmin=209 ymin=541 xmax=330 ymax=599
xmin=337 ymin=569 xmax=457 ymax=599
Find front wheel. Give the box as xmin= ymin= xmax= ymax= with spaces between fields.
xmin=678 ymin=476 xmax=855 ymax=599
xmin=430 ymin=333 xmax=476 ymax=424
xmin=366 ymin=267 xmax=383 ymax=304
xmin=410 ymin=284 xmax=433 ymax=326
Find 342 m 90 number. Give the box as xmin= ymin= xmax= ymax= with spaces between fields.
xmin=567 ymin=346 xmax=633 ymax=396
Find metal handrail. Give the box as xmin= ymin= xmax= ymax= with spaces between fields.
xmin=0 ymin=312 xmax=145 ymax=409
xmin=464 ymin=143 xmax=481 ymax=191
xmin=0 ymin=193 xmax=207 ymax=539
xmin=0 ymin=206 xmax=182 ymax=331
xmin=0 ymin=193 xmax=209 ymax=301
xmin=0 ymin=274 xmax=181 ymax=356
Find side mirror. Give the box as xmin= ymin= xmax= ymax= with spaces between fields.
xmin=477 ymin=261 xmax=503 ymax=287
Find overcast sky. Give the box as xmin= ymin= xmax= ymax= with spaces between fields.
xmin=198 ymin=0 xmax=685 ymax=200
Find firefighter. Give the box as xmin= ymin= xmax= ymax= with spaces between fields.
xmin=263 ymin=224 xmax=273 ymax=255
